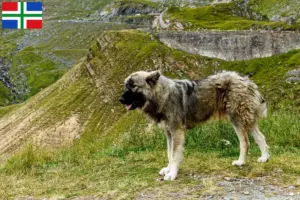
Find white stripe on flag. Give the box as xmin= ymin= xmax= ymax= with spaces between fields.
xmin=2 ymin=2 xmax=21 ymax=14
xmin=24 ymin=2 xmax=43 ymax=14
xmin=2 ymin=17 xmax=21 ymax=29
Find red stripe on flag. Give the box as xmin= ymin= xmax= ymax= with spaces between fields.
xmin=2 ymin=2 xmax=18 ymax=11
xmin=27 ymin=20 xmax=43 ymax=29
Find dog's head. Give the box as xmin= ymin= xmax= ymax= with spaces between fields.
xmin=119 ymin=70 xmax=161 ymax=110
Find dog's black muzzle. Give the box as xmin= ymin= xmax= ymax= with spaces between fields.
xmin=119 ymin=89 xmax=136 ymax=110
xmin=119 ymin=89 xmax=146 ymax=110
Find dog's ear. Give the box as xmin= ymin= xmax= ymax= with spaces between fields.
xmin=146 ymin=70 xmax=161 ymax=88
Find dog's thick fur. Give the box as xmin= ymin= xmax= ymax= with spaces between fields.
xmin=120 ymin=70 xmax=269 ymax=180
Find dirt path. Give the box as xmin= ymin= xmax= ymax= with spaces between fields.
xmin=14 ymin=174 xmax=300 ymax=200
xmin=136 ymin=175 xmax=300 ymax=200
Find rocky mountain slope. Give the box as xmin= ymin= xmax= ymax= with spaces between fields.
xmin=0 ymin=29 xmax=300 ymax=198
xmin=0 ymin=0 xmax=300 ymax=198
xmin=251 ymin=0 xmax=300 ymax=23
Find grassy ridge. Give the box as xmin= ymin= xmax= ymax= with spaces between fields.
xmin=251 ymin=0 xmax=300 ymax=23
xmin=166 ymin=2 xmax=300 ymax=30
xmin=10 ymin=48 xmax=68 ymax=99
xmin=41 ymin=0 xmax=111 ymax=20
xmin=0 ymin=104 xmax=22 ymax=118
xmin=0 ymin=82 xmax=14 ymax=106
xmin=0 ymin=31 xmax=24 ymax=59
xmin=0 ymin=31 xmax=25 ymax=106
xmin=0 ymin=30 xmax=300 ymax=198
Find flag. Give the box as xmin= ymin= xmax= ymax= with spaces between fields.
xmin=2 ymin=2 xmax=43 ymax=29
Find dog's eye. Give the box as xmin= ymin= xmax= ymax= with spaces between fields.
xmin=128 ymin=79 xmax=137 ymax=88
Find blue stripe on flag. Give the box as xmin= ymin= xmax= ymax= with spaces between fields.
xmin=2 ymin=20 xmax=18 ymax=29
xmin=26 ymin=2 xmax=42 ymax=11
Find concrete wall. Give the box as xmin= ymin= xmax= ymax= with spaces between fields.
xmin=158 ymin=31 xmax=300 ymax=61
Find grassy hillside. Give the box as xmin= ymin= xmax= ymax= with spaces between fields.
xmin=0 ymin=31 xmax=25 ymax=105
xmin=0 ymin=82 xmax=14 ymax=106
xmin=166 ymin=2 xmax=300 ymax=30
xmin=0 ymin=30 xmax=300 ymax=198
xmin=251 ymin=0 xmax=300 ymax=23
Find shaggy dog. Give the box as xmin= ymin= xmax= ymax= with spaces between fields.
xmin=119 ymin=70 xmax=269 ymax=180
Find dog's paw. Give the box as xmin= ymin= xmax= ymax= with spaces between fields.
xmin=159 ymin=167 xmax=170 ymax=176
xmin=258 ymin=154 xmax=269 ymax=163
xmin=163 ymin=171 xmax=177 ymax=181
xmin=232 ymin=160 xmax=245 ymax=166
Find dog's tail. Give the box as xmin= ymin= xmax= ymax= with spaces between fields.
xmin=244 ymin=75 xmax=267 ymax=119
xmin=258 ymin=98 xmax=267 ymax=119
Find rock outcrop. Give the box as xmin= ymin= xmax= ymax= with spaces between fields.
xmin=91 ymin=1 xmax=162 ymax=25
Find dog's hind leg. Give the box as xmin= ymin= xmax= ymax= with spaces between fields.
xmin=250 ymin=123 xmax=270 ymax=163
xmin=164 ymin=128 xmax=185 ymax=181
xmin=232 ymin=125 xmax=249 ymax=166
xmin=159 ymin=130 xmax=171 ymax=176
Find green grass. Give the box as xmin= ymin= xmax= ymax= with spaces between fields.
xmin=43 ymin=0 xmax=112 ymax=20
xmin=251 ymin=0 xmax=300 ymax=23
xmin=9 ymin=48 xmax=68 ymax=99
xmin=0 ymin=31 xmax=24 ymax=59
xmin=1 ymin=110 xmax=300 ymax=198
xmin=0 ymin=103 xmax=22 ymax=118
xmin=0 ymin=82 xmax=14 ymax=107
xmin=43 ymin=0 xmax=158 ymax=20
xmin=166 ymin=3 xmax=300 ymax=30
xmin=0 ymin=31 xmax=24 ymax=106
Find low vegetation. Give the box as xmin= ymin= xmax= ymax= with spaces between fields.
xmin=0 ymin=30 xmax=300 ymax=198
xmin=166 ymin=2 xmax=300 ymax=30
xmin=43 ymin=0 xmax=112 ymax=20
xmin=1 ymin=110 xmax=300 ymax=198
xmin=250 ymin=0 xmax=300 ymax=23
xmin=0 ymin=82 xmax=14 ymax=106
xmin=10 ymin=47 xmax=68 ymax=99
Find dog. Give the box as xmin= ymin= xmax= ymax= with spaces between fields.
xmin=119 ymin=70 xmax=269 ymax=180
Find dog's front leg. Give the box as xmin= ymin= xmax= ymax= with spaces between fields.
xmin=163 ymin=128 xmax=185 ymax=181
xmin=159 ymin=130 xmax=172 ymax=176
